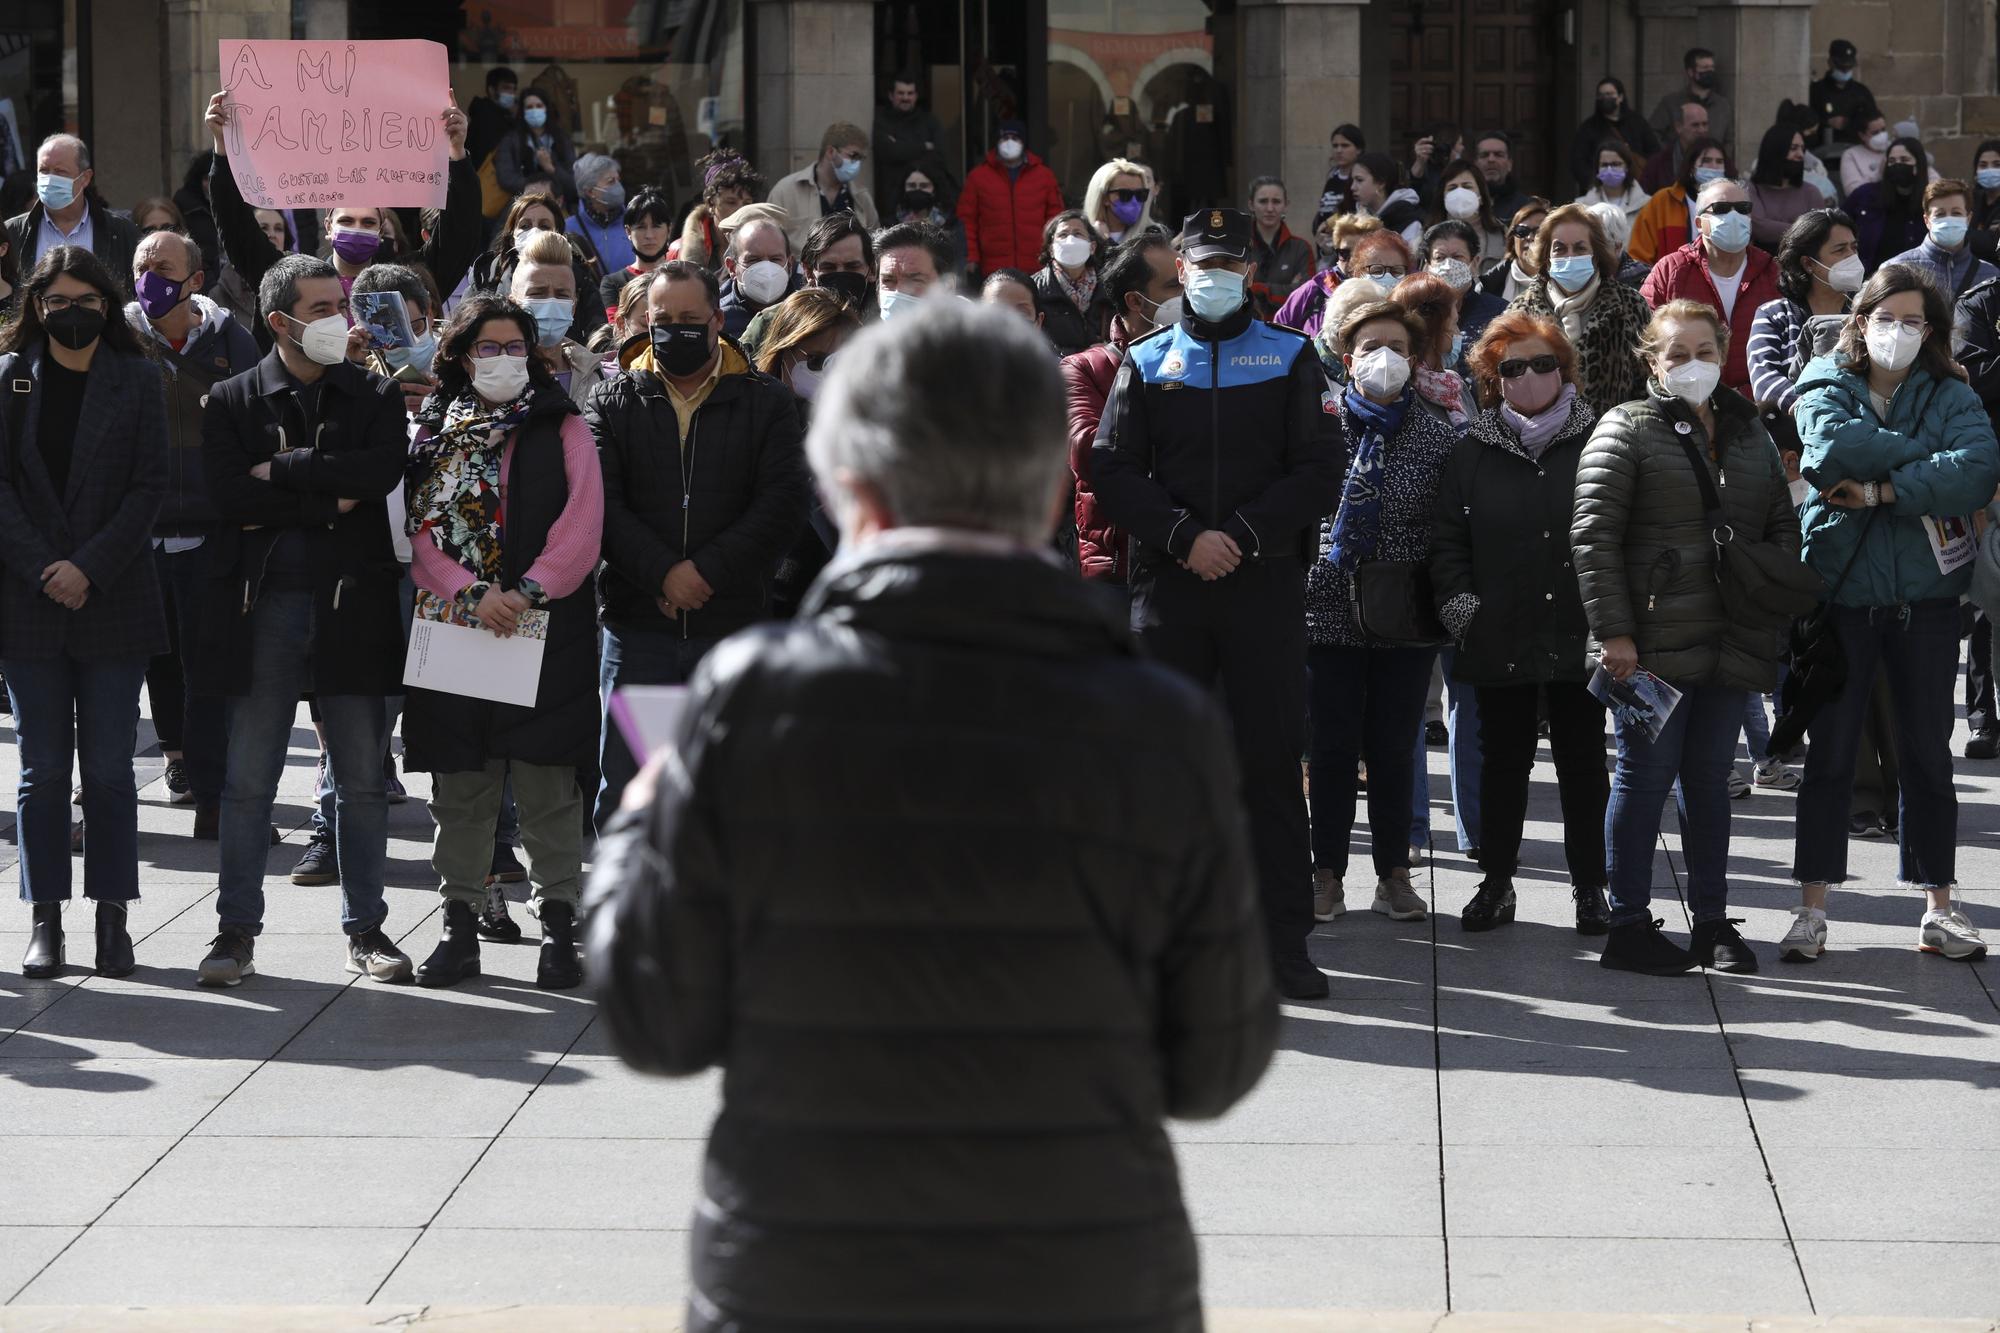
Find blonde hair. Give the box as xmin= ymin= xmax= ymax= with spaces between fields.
xmin=1640 ymin=298 xmax=1730 ymax=364
xmin=517 ymin=228 xmax=575 ymax=270
xmin=755 ymin=288 xmax=862 ymax=376
xmin=1083 ymin=158 xmax=1156 ymax=235
xmin=1318 ymin=278 xmax=1390 ymax=355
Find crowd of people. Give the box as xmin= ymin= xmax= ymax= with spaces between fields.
xmin=0 ymin=45 xmax=1997 ymax=1014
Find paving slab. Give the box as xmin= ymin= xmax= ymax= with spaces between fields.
xmin=1443 ymin=1144 xmax=1789 ymax=1239
xmin=373 ymin=1228 xmax=689 ymax=1305
xmin=1447 ymin=1237 xmax=1812 ymax=1314
xmin=500 ymin=1060 xmax=717 ymax=1141
xmin=99 ymin=1135 xmax=487 ymax=1229
xmin=193 ymin=1059 xmax=550 ymax=1139
xmin=0 ymin=1230 xmax=82 ymax=1305
xmin=1195 ymin=1234 xmax=1448 ymax=1310
xmin=0 ymin=1136 xmax=180 ymax=1226
xmin=431 ymin=1138 xmax=706 ymax=1231
xmin=276 ymin=978 xmax=594 ymax=1063
xmin=1173 ymin=1051 xmax=1440 ymax=1146
xmin=1176 ymin=1143 xmax=1441 ymax=1237
xmin=1797 ymin=1239 xmax=2000 ymax=1317
xmin=12 ymin=1226 xmax=420 ymax=1305
xmin=1437 ymin=1065 xmax=1752 ymax=1145
xmin=0 ymin=984 xmax=342 ymax=1062
xmin=0 ymin=1058 xmax=254 ymax=1135
xmin=1767 ymin=1148 xmax=2000 ymax=1242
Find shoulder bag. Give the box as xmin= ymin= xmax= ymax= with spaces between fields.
xmin=1669 ymin=426 xmax=1825 ymax=630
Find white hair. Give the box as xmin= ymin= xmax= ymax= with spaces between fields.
xmin=806 ymin=300 xmax=1067 ymax=543
xmin=1695 ymin=176 xmax=1744 ymax=210
xmin=1583 ymin=201 xmax=1630 ymax=253
xmin=37 ymin=133 xmax=88 ymax=171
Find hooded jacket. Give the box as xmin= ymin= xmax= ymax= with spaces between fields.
xmin=957 ymin=147 xmax=1065 ymax=274
xmin=588 ymin=334 xmax=811 ymax=639
xmin=583 ymin=536 xmax=1276 ymax=1333
xmin=1793 ymin=352 xmax=2000 ymax=608
xmin=124 ymin=292 xmax=262 ymax=537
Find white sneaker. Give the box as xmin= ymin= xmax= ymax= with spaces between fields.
xmin=1919 ymin=898 xmax=1988 ymax=961
xmin=1372 ymin=870 xmax=1428 ymax=920
xmin=1727 ymin=768 xmax=1752 ymax=799
xmin=1777 ymin=906 xmax=1827 ymax=962
xmin=1754 ymin=758 xmax=1801 ymax=790
xmin=1313 ymin=870 xmax=1345 ymax=922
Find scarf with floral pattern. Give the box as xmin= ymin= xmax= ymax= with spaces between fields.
xmin=408 ymin=387 xmax=534 ymax=583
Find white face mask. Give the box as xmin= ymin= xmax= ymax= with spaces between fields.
xmin=285 ymin=312 xmax=350 ymax=366
xmin=1443 ymin=186 xmax=1481 ymax=220
xmin=1051 ymin=234 xmax=1094 ymax=269
xmin=469 ymin=353 xmax=531 ymax=403
xmin=1865 ymin=319 xmax=1925 ymax=372
xmin=1867 ymin=131 xmax=1891 ymax=153
xmin=1146 ymin=294 xmax=1184 ymax=327
xmin=737 ymin=258 xmax=790 ymax=306
xmin=789 ymin=354 xmax=827 ymax=401
xmin=1818 ymin=254 xmax=1866 ymax=292
xmin=1661 ymin=358 xmax=1721 ymax=405
xmin=513 ymin=226 xmax=545 ymax=253
xmin=1351 ymin=345 xmax=1412 ymax=398
xmin=1429 ymin=258 xmax=1475 ymax=293
xmin=997 ymin=138 xmax=1024 ymax=163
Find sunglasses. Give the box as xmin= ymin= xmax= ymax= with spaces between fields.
xmin=1510 ymin=224 xmax=1539 ymax=240
xmin=1702 ymin=201 xmax=1753 ymax=216
xmin=1109 ymin=188 xmax=1151 ymax=204
xmin=1497 ymin=354 xmax=1561 ymax=378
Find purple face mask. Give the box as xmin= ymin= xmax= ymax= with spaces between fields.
xmin=329 ymin=226 xmax=382 ymax=264
xmin=1110 ymin=196 xmax=1145 ymax=226
xmin=134 ymin=268 xmax=190 ymax=320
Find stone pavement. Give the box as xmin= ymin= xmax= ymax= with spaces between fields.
xmin=0 ymin=701 xmax=1997 ymax=1324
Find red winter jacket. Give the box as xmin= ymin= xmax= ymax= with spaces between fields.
xmin=957 ymin=149 xmax=1066 ymax=274
xmin=1062 ymin=319 xmax=1133 ymax=583
xmin=1639 ymin=241 xmax=1781 ymax=399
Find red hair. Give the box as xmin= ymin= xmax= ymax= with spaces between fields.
xmin=1465 ymin=310 xmax=1577 ymax=408
xmin=1348 ymin=230 xmax=1412 ymax=273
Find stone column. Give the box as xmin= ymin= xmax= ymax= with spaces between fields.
xmin=750 ymin=0 xmax=875 ymax=188
xmin=1702 ymin=0 xmax=1815 ymax=166
xmin=1238 ymin=0 xmax=1371 ymax=237
xmin=163 ymin=0 xmax=294 ymax=195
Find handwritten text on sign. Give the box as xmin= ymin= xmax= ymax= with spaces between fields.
xmin=218 ymin=39 xmax=449 ymax=210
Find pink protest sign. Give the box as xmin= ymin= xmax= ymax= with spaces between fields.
xmin=217 ymin=39 xmax=450 ymax=210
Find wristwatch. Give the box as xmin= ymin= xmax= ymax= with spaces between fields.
xmin=1862 ymin=481 xmax=1881 ymax=507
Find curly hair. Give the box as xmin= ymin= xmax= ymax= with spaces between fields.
xmin=1466 ymin=310 xmax=1576 ymax=408
xmin=1386 ymin=271 xmax=1459 ymax=367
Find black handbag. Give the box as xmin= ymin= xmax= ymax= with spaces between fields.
xmin=1669 ymin=428 xmax=1825 ymax=630
xmin=1351 ymin=559 xmax=1449 ymax=647
xmin=1768 ymin=507 xmax=1880 ymax=758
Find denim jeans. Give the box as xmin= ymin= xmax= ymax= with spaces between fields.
xmin=144 ymin=543 xmax=226 ymax=804
xmin=4 ymin=654 xmax=148 ymax=905
xmin=1794 ymin=599 xmax=1960 ymax=887
xmin=1605 ymin=683 xmax=1745 ymax=928
xmin=1740 ymin=692 xmax=1771 ymax=765
xmin=1411 ymin=656 xmax=1485 ymax=848
xmin=1308 ymin=643 xmax=1436 ymax=878
xmin=218 ymin=591 xmax=389 ymax=937
xmin=596 ymin=625 xmax=719 ymax=830
xmin=313 ymin=569 xmax=412 ymax=840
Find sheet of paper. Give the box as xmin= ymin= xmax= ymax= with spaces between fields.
xmin=608 ymin=686 xmax=690 ymax=760
xmin=402 ymin=594 xmax=547 ymax=707
xmin=1923 ymin=514 xmax=1977 ymax=576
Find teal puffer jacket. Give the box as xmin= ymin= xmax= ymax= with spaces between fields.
xmin=1793 ymin=354 xmax=2000 ymax=607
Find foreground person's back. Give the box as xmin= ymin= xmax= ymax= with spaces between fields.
xmin=586 ymin=300 xmax=1278 ymax=1331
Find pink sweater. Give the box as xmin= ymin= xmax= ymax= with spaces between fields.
xmin=411 ymin=412 xmax=604 ymax=604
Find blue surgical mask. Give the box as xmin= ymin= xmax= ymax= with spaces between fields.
xmin=386 ymin=330 xmax=436 ymax=376
xmin=1548 ymin=254 xmax=1597 ymax=293
xmin=1831 ymin=68 xmax=1854 ymax=84
xmin=523 ymin=106 xmax=547 ymax=130
xmin=834 ymin=156 xmax=863 ymax=184
xmin=1368 ymin=273 xmax=1400 ymax=295
xmin=595 ymin=181 xmax=626 ymax=212
xmin=496 ymin=90 xmax=517 ymax=110
xmin=36 ymin=172 xmax=76 ymax=211
xmin=1931 ymin=215 xmax=1971 ymax=249
xmin=1447 ymin=330 xmax=1465 ymax=364
xmin=1704 ymin=210 xmax=1751 ymax=253
xmin=1184 ymin=267 xmax=1247 ymax=321
xmin=527 ymin=297 xmax=574 ymax=347
xmin=878 ymin=287 xmax=925 ymax=322
xmin=1979 ymin=168 xmax=2000 ymax=191
xmin=1693 ymin=166 xmax=1726 ymax=187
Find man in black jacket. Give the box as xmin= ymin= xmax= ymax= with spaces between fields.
xmin=195 ymin=254 xmax=413 ymax=988
xmin=590 ymin=259 xmax=810 ymax=827
xmin=1093 ymin=208 xmax=1342 ymax=1000
xmin=3 ymin=133 xmax=141 ymax=291
xmin=585 ymin=299 xmax=1275 ymax=1332
xmin=1952 ymin=276 xmax=2000 ymax=756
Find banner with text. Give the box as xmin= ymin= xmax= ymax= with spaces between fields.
xmin=217 ymin=39 xmax=450 ymax=210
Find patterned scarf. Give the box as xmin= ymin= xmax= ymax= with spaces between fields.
xmin=408 ymin=388 xmax=535 ymax=583
xmin=1326 ymin=387 xmax=1410 ymax=569
xmin=1049 ymin=261 xmax=1099 ymax=310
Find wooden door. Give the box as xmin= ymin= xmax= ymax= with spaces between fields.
xmin=1390 ymin=0 xmax=1557 ymax=197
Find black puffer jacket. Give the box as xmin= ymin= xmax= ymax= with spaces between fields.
xmin=1571 ymin=383 xmax=1798 ymax=691
xmin=1431 ymin=392 xmax=1598 ymax=686
xmin=584 ymin=541 xmax=1277 ymax=1333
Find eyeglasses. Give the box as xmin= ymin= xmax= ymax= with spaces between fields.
xmin=1109 ymin=187 xmax=1151 ymax=204
xmin=1866 ymin=314 xmax=1928 ymax=336
xmin=1497 ymin=354 xmax=1561 ymax=378
xmin=41 ymin=294 xmax=107 ymax=314
xmin=1702 ymin=201 xmax=1753 ymax=217
xmin=1358 ymin=265 xmax=1406 ymax=279
xmin=470 ymin=339 xmax=530 ymax=359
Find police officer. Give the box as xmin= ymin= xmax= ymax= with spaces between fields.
xmin=1092 ymin=208 xmax=1342 ymax=999
xmin=1809 ymin=40 xmax=1879 ymax=152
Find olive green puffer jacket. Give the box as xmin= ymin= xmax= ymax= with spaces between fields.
xmin=1571 ymin=383 xmax=1800 ymax=692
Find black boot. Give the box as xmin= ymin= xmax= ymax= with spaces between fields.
xmin=1460 ymin=879 xmax=1517 ymax=932
xmin=22 ymin=902 xmax=64 ymax=979
xmin=1271 ymin=946 xmax=1330 ymax=1000
xmin=1598 ymin=917 xmax=1697 ymax=975
xmin=537 ymin=902 xmax=584 ymax=991
xmin=415 ymin=900 xmax=481 ymax=988
xmin=94 ymin=900 xmax=135 ymax=978
xmin=1572 ymin=884 xmax=1612 ymax=936
xmin=1690 ymin=917 xmax=1760 ymax=974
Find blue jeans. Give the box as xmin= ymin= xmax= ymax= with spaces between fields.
xmin=1794 ymin=599 xmax=1960 ymax=887
xmin=595 ymin=625 xmax=718 ymax=830
xmin=1605 ymin=683 xmax=1745 ymax=928
xmin=218 ymin=591 xmax=389 ymax=937
xmin=314 ymin=568 xmax=412 ymax=840
xmin=1410 ymin=656 xmax=1484 ymax=848
xmin=1741 ymin=691 xmax=1771 ymax=764
xmin=1308 ymin=643 xmax=1436 ymax=877
xmin=4 ymin=654 xmax=148 ymax=904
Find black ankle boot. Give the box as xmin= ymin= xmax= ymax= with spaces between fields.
xmin=1572 ymin=884 xmax=1612 ymax=936
xmin=94 ymin=900 xmax=135 ymax=978
xmin=536 ymin=902 xmax=583 ymax=991
xmin=1460 ymin=879 xmax=1517 ymax=932
xmin=1598 ymin=917 xmax=1697 ymax=975
xmin=22 ymin=902 xmax=64 ymax=979
xmin=1690 ymin=917 xmax=1760 ymax=974
xmin=415 ymin=900 xmax=481 ymax=988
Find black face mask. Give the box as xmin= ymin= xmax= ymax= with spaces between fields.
xmin=1783 ymin=159 xmax=1805 ymax=186
xmin=1885 ymin=162 xmax=1919 ymax=189
xmin=632 ymin=237 xmax=669 ymax=263
xmin=815 ymin=270 xmax=871 ymax=310
xmin=1693 ymin=69 xmax=1717 ymax=89
xmin=650 ymin=321 xmax=715 ymax=377
xmin=903 ymin=189 xmax=935 ymax=214
xmin=43 ymin=305 xmax=106 ymax=351
xmin=1596 ymin=96 xmax=1620 ymax=118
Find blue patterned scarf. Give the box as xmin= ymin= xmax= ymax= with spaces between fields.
xmin=1327 ymin=386 xmax=1411 ymax=569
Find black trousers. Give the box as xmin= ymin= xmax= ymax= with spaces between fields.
xmin=1965 ymin=608 xmax=1994 ymax=735
xmin=1132 ymin=557 xmax=1311 ymax=950
xmin=1473 ymin=680 xmax=1609 ymax=890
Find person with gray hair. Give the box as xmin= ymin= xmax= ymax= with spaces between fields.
xmin=567 ymin=152 xmax=633 ymax=274
xmin=1640 ymin=173 xmax=1781 ymax=396
xmin=585 ymin=297 xmax=1276 ymax=1331
xmin=3 ymin=133 xmax=142 ymax=287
